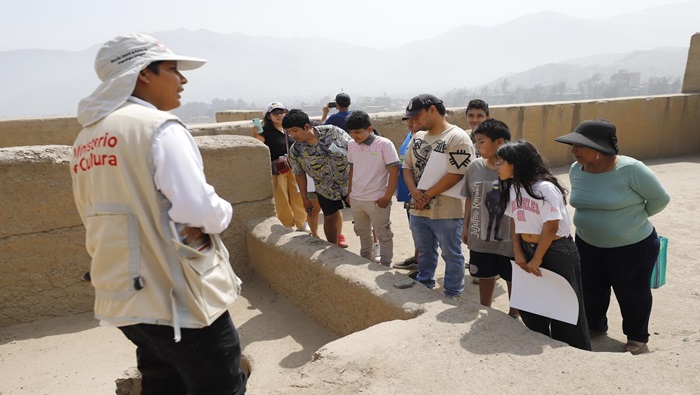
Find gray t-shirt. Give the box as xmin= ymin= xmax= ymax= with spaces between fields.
xmin=460 ymin=158 xmax=513 ymax=257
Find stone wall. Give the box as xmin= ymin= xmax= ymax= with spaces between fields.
xmin=476 ymin=94 xmax=700 ymax=166
xmin=0 ymin=116 xmax=81 ymax=148
xmin=0 ymin=136 xmax=275 ymax=326
xmin=4 ymin=94 xmax=699 ymax=167
xmin=375 ymin=94 xmax=700 ymax=167
xmin=189 ymin=120 xmax=255 ymax=137
xmin=215 ymin=110 xmax=263 ymax=123
xmin=0 ymin=146 xmax=91 ymax=326
xmin=246 ymin=217 xmax=419 ymax=337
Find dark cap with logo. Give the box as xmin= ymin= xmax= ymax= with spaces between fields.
xmin=402 ymin=94 xmax=443 ymax=120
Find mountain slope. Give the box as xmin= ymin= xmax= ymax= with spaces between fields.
xmin=0 ymin=1 xmax=697 ymax=118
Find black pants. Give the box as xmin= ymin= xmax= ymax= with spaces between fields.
xmin=576 ymin=229 xmax=659 ymax=343
xmin=119 ymin=311 xmax=247 ymax=395
xmin=520 ymin=237 xmax=592 ymax=351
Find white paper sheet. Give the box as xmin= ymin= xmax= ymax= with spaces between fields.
xmin=509 ymin=261 xmax=579 ymax=325
xmin=306 ymin=174 xmax=315 ymax=193
xmin=416 ymin=151 xmax=465 ymax=199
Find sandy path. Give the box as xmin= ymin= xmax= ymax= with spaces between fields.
xmin=1 ymin=155 xmax=698 ymax=394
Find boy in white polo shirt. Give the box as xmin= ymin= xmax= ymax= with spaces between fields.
xmin=346 ymin=111 xmax=400 ymax=265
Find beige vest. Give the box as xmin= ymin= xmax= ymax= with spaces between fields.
xmin=71 ymin=102 xmax=240 ymax=339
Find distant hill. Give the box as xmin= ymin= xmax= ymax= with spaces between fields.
xmin=0 ymin=0 xmax=698 ymax=119
xmin=484 ymin=47 xmax=688 ymax=91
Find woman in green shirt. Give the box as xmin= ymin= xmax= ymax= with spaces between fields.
xmin=556 ymin=120 xmax=670 ymax=355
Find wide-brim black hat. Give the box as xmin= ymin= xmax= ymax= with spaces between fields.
xmin=555 ymin=120 xmax=619 ymax=155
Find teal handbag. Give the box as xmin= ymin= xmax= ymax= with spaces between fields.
xmin=650 ymin=236 xmax=668 ymax=289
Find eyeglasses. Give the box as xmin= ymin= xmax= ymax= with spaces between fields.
xmin=271 ymin=109 xmax=287 ymax=116
xmin=495 ymin=159 xmax=505 ymax=166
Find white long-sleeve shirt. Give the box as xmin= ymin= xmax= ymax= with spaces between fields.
xmin=128 ymin=97 xmax=233 ymax=234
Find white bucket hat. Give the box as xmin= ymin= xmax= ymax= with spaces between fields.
xmin=77 ymin=33 xmax=206 ymax=127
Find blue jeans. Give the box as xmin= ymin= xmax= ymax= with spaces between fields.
xmin=409 ymin=215 xmax=465 ymax=297
xmin=119 ymin=311 xmax=247 ymax=395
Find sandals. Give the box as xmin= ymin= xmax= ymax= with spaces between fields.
xmin=624 ymin=340 xmax=649 ymax=355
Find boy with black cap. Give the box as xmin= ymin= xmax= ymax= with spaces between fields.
xmin=402 ymin=94 xmax=475 ymax=299
xmin=71 ymin=33 xmax=246 ymax=393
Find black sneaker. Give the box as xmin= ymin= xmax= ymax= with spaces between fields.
xmin=408 ymin=270 xmax=419 ymax=280
xmin=393 ymin=257 xmax=419 ymax=270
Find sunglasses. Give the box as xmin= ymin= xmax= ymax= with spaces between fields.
xmin=270 ymin=109 xmax=287 ymax=116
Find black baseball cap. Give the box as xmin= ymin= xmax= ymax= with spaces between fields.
xmin=402 ymin=94 xmax=443 ymax=120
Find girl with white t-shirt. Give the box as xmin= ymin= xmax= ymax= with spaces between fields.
xmin=495 ymin=140 xmax=591 ymax=351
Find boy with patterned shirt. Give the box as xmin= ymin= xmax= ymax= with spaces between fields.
xmin=346 ymin=111 xmax=400 ymax=266
xmin=285 ymin=109 xmax=351 ymax=246
xmin=402 ymin=94 xmax=475 ymax=298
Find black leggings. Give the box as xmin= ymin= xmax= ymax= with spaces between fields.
xmin=519 ymin=237 xmax=592 ymax=351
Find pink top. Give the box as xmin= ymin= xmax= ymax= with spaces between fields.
xmin=348 ymin=135 xmax=400 ymax=201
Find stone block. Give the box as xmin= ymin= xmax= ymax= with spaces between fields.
xmin=189 ymin=120 xmax=256 ymax=137
xmin=196 ymin=135 xmax=274 ymax=205
xmin=682 ymin=33 xmax=700 ymax=93
xmin=0 ymin=146 xmax=78 ymax=239
xmin=0 ymin=227 xmax=92 ymax=326
xmin=247 ymin=217 xmax=417 ymax=337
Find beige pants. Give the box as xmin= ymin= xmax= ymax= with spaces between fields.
xmin=349 ymin=197 xmax=394 ymax=265
xmin=273 ymin=172 xmax=307 ymax=229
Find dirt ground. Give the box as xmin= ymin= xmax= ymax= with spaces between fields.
xmin=1 ymin=155 xmax=698 ymax=394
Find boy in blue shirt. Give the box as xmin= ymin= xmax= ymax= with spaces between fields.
xmin=392 ymin=116 xmax=422 ymax=270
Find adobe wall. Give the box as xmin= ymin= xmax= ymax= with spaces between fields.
xmin=4 ymin=94 xmax=699 ymax=166
xmin=682 ymin=33 xmax=700 ymax=93
xmin=189 ymin=120 xmax=255 ymax=137
xmin=479 ymin=94 xmax=700 ymax=166
xmin=345 ymin=94 xmax=700 ymax=167
xmin=246 ymin=217 xmax=419 ymax=336
xmin=215 ymin=110 xmax=263 ymax=123
xmin=0 ymin=136 xmax=275 ymax=326
xmin=0 ymin=116 xmax=81 ymax=148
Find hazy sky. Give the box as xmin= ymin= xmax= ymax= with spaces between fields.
xmin=1 ymin=0 xmax=688 ymax=51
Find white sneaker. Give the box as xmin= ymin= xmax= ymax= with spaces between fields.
xmin=299 ymin=222 xmax=311 ymax=232
xmin=372 ymin=243 xmax=381 ymax=262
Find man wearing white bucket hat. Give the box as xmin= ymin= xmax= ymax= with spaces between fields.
xmin=71 ymin=33 xmax=247 ymax=394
